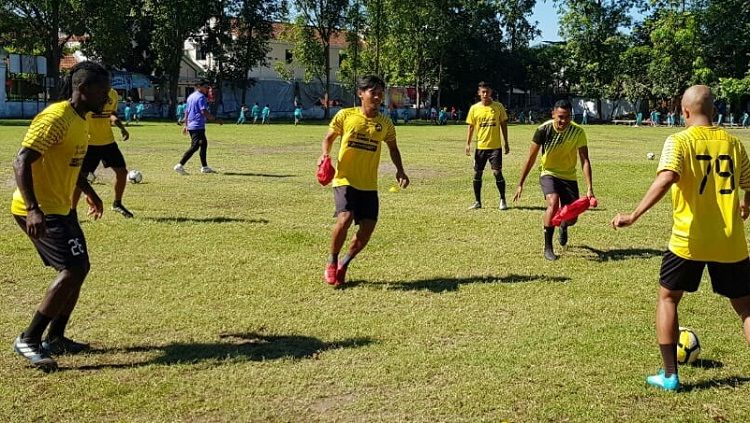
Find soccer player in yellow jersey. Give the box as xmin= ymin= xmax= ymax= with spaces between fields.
xmin=72 ymin=88 xmax=133 ymax=217
xmin=513 ymin=100 xmax=595 ymax=261
xmin=612 ymin=85 xmax=750 ymax=391
xmin=11 ymin=62 xmax=110 ymax=371
xmin=465 ymin=81 xmax=510 ymax=210
xmin=318 ymin=75 xmax=410 ymax=287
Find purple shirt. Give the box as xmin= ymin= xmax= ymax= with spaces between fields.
xmin=185 ymin=90 xmax=208 ymax=130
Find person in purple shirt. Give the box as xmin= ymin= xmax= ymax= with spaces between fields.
xmin=174 ymin=79 xmax=222 ymax=174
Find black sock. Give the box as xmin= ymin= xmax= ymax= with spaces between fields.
xmin=22 ymin=311 xmax=52 ymax=343
xmin=47 ymin=315 xmax=71 ymax=340
xmin=544 ymin=227 xmax=555 ymax=250
xmin=328 ymin=253 xmax=339 ymax=264
xmin=494 ymin=174 xmax=506 ymax=201
xmin=659 ymin=343 xmax=678 ymax=377
xmin=473 ymin=180 xmax=482 ymax=203
xmin=340 ymin=254 xmax=354 ymax=268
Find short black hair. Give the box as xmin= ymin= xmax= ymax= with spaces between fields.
xmin=553 ymin=99 xmax=573 ymax=111
xmin=478 ymin=81 xmax=492 ymax=90
xmin=196 ymin=78 xmax=210 ymax=87
xmin=59 ymin=61 xmax=109 ymax=100
xmin=357 ymin=74 xmax=385 ymax=92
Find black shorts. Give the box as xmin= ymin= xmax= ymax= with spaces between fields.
xmin=81 ymin=142 xmax=126 ymax=173
xmin=333 ymin=186 xmax=379 ymax=224
xmin=540 ymin=175 xmax=579 ymax=206
xmin=474 ymin=149 xmax=502 ymax=172
xmin=660 ymin=250 xmax=750 ymax=299
xmin=14 ymin=212 xmax=90 ymax=271
xmin=188 ymin=129 xmax=208 ymax=148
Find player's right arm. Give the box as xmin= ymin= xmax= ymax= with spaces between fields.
xmin=319 ymin=129 xmax=338 ymax=165
xmin=512 ymin=142 xmax=541 ymax=202
xmin=13 ymin=148 xmax=45 ymax=238
xmin=465 ymin=125 xmax=475 ymax=156
xmin=737 ymin=143 xmax=750 ymax=220
xmin=611 ymin=170 xmax=678 ymax=228
xmin=76 ymin=171 xmax=103 ymax=220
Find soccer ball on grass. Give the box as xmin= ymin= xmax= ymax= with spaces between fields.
xmin=127 ymin=170 xmax=143 ymax=184
xmin=677 ymin=327 xmax=701 ymax=365
xmin=647 ymin=152 xmax=656 ymax=160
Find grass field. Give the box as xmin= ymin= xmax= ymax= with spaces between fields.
xmin=2 ymin=119 xmax=750 ymax=422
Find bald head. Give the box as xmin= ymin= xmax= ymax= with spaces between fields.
xmin=681 ymin=85 xmax=714 ymax=118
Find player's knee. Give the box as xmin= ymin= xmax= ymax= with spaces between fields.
xmin=493 ymin=170 xmax=504 ymax=182
xmin=60 ymin=264 xmax=89 ymax=286
xmin=473 ymin=171 xmax=483 ymax=181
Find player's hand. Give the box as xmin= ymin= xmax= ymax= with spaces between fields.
xmin=317 ymin=154 xmax=329 ymax=166
xmin=611 ymin=213 xmax=635 ymax=229
xmin=741 ymin=202 xmax=750 ymax=220
xmin=504 ymin=144 xmax=510 ymax=155
xmin=465 ymin=145 xmax=471 ymax=156
xmin=586 ymin=188 xmax=595 ymax=199
xmin=86 ymin=194 xmax=104 ymax=220
xmin=512 ymin=185 xmax=523 ymax=203
xmin=121 ymin=128 xmax=130 ymax=141
xmin=26 ymin=208 xmax=46 ymax=239
xmin=396 ymin=171 xmax=410 ymax=189
xmin=181 ymin=126 xmax=187 ymax=136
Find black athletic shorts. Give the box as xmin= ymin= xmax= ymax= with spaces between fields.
xmin=540 ymin=175 xmax=579 ymax=206
xmin=14 ymin=211 xmax=90 ymax=271
xmin=474 ymin=148 xmax=502 ymax=172
xmin=189 ymin=129 xmax=208 ymax=148
xmin=81 ymin=142 xmax=126 ymax=173
xmin=660 ymin=250 xmax=750 ymax=299
xmin=333 ymin=186 xmax=379 ymax=224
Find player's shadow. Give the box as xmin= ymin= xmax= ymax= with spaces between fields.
xmin=144 ymin=216 xmax=269 ymax=224
xmin=688 ymin=358 xmax=724 ymax=369
xmin=348 ymin=274 xmax=570 ymax=293
xmin=578 ymin=245 xmax=662 ymax=262
xmin=681 ymin=375 xmax=750 ymax=392
xmin=222 ymin=172 xmax=296 ymax=178
xmin=510 ymin=206 xmax=548 ymax=211
xmin=71 ymin=332 xmax=373 ymax=371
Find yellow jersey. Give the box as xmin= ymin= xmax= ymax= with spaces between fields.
xmin=88 ymin=88 xmax=119 ymax=146
xmin=533 ymin=120 xmax=587 ymax=181
xmin=466 ymin=101 xmax=508 ymax=150
xmin=11 ymin=101 xmax=89 ymax=216
xmin=658 ymin=126 xmax=750 ymax=262
xmin=330 ymin=107 xmax=396 ymax=191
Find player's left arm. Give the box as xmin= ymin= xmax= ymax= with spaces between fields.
xmin=612 ymin=170 xmax=679 ymax=229
xmin=737 ymin=143 xmax=750 ymax=220
xmin=501 ymin=120 xmax=509 ymax=155
xmin=385 ymin=138 xmax=409 ymax=189
xmin=578 ymin=146 xmax=594 ymax=198
xmin=76 ymin=171 xmax=103 ymax=220
xmin=110 ymin=112 xmax=129 ymax=141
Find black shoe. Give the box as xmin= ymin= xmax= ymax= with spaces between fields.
xmin=42 ymin=336 xmax=91 ymax=355
xmin=13 ymin=335 xmax=58 ymax=372
xmin=559 ymin=225 xmax=568 ymax=246
xmin=112 ymin=202 xmax=134 ymax=218
xmin=544 ymin=248 xmax=558 ymax=261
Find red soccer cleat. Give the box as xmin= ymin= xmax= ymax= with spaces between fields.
xmin=335 ymin=265 xmax=347 ymax=287
xmin=324 ymin=263 xmax=337 ymax=285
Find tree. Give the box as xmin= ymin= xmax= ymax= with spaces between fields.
xmin=0 ymin=0 xmax=89 ymax=98
xmin=143 ymin=0 xmax=213 ymax=116
xmin=292 ymin=0 xmax=349 ymax=118
xmin=558 ymin=0 xmax=639 ymax=119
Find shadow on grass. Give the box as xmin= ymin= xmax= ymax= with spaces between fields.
xmin=346 ymin=274 xmax=570 ymax=293
xmin=681 ymin=375 xmax=750 ymax=392
xmin=688 ymin=358 xmax=724 ymax=369
xmin=72 ymin=332 xmax=373 ymax=371
xmin=0 ymin=120 xmax=32 ymax=126
xmin=222 ymin=172 xmax=296 ymax=178
xmin=578 ymin=245 xmax=662 ymax=262
xmin=144 ymin=216 xmax=269 ymax=224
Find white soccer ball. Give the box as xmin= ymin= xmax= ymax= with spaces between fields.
xmin=647 ymin=152 xmax=656 ymax=160
xmin=127 ymin=170 xmax=143 ymax=184
xmin=677 ymin=327 xmax=701 ymax=365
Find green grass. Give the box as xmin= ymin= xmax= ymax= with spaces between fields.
xmin=2 ymin=120 xmax=750 ymax=422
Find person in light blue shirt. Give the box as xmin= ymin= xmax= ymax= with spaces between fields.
xmin=251 ymin=102 xmax=260 ymax=124
xmin=581 ymin=111 xmax=588 ymax=125
xmin=124 ymin=102 xmax=132 ymax=125
xmin=402 ymin=108 xmax=410 ymax=123
xmin=135 ymin=101 xmax=145 ymax=122
xmin=261 ymin=104 xmax=271 ymax=124
xmin=237 ymin=104 xmax=248 ymax=124
xmin=176 ymin=101 xmax=186 ymax=125
xmin=294 ymin=106 xmax=302 ymax=126
xmin=635 ymin=112 xmax=643 ymax=127
xmin=742 ymin=112 xmax=749 ymax=128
